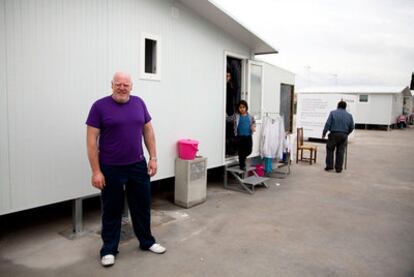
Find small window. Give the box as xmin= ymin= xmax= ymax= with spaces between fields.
xmin=140 ymin=34 xmax=161 ymax=80
xmin=359 ymin=95 xmax=368 ymax=103
xmin=145 ymin=39 xmax=157 ymax=74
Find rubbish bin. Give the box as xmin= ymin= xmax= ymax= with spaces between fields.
xmin=174 ymin=157 xmax=207 ymax=208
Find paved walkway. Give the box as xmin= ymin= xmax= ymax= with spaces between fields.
xmin=1 ymin=128 xmax=413 ymax=276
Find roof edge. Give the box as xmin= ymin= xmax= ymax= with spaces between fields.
xmin=178 ymin=0 xmax=278 ymax=55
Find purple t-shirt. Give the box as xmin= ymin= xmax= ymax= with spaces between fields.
xmin=86 ymin=95 xmax=151 ymax=165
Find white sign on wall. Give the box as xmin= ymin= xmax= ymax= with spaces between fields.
xmin=296 ymin=93 xmax=357 ymax=139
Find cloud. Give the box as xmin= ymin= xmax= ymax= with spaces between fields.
xmin=216 ymin=0 xmax=414 ymax=88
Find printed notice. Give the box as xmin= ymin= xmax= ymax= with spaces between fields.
xmin=296 ymin=93 xmax=357 ymax=139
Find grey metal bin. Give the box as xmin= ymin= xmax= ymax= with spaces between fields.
xmin=174 ymin=157 xmax=207 ymax=208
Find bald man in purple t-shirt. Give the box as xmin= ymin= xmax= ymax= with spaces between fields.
xmin=86 ymin=72 xmax=166 ymax=267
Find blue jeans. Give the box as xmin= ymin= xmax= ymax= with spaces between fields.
xmin=100 ymin=160 xmax=155 ymax=257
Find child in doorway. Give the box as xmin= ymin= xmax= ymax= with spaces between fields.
xmin=228 ymin=100 xmax=256 ymax=170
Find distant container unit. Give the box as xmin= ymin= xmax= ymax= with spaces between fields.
xmin=296 ymin=86 xmax=412 ymax=136
xmin=0 ymin=0 xmax=295 ymax=215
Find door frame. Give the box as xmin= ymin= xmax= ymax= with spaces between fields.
xmin=280 ymin=83 xmax=295 ymax=133
xmin=223 ymin=51 xmax=248 ymax=162
xmin=246 ymin=60 xmax=265 ymax=157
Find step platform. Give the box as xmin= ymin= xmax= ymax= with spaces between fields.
xmin=224 ymin=165 xmax=269 ymax=194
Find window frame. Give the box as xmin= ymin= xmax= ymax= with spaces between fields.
xmin=140 ymin=33 xmax=161 ymax=81
xmin=359 ymin=94 xmax=369 ymax=103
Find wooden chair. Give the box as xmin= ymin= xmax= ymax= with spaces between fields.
xmin=296 ymin=127 xmax=317 ymax=165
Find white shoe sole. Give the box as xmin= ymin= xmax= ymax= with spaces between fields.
xmin=101 ymin=255 xmax=115 ymax=267
xmin=148 ymin=244 xmax=167 ymax=254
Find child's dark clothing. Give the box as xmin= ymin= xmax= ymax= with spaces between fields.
xmin=237 ymin=135 xmax=252 ymax=170
xmin=227 ymin=113 xmax=256 ymax=170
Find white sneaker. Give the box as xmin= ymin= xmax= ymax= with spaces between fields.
xmin=101 ymin=254 xmax=115 ymax=267
xmin=148 ymin=243 xmax=166 ymax=254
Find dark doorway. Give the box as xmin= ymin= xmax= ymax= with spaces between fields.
xmin=280 ymin=84 xmax=294 ymax=133
xmin=225 ymin=56 xmax=242 ymax=157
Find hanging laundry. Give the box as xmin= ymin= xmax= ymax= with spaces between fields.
xmin=260 ymin=115 xmax=285 ymax=159
xmin=264 ymin=157 xmax=273 ymax=173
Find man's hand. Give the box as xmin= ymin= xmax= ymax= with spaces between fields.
xmin=91 ymin=171 xmax=106 ymax=190
xmin=148 ymin=160 xmax=158 ymax=177
xmin=143 ymin=122 xmax=157 ymax=177
xmin=87 ymin=126 xmax=104 ymax=189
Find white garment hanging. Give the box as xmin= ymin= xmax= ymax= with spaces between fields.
xmin=260 ymin=116 xmax=285 ymax=158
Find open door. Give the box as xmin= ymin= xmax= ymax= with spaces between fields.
xmin=247 ymin=60 xmax=264 ymax=120
xmin=247 ymin=60 xmax=264 ymax=156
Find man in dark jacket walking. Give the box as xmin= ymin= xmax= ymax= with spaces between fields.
xmin=322 ymin=100 xmax=354 ymax=173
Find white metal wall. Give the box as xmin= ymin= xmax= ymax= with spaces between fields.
xmin=0 ymin=0 xmax=252 ymax=215
xmin=251 ymin=62 xmax=294 ymax=156
xmin=262 ymin=62 xmax=295 ymax=114
xmin=0 ymin=0 xmax=10 ymax=212
xmin=355 ymin=94 xmax=395 ymax=125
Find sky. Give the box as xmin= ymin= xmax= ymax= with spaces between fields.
xmin=214 ymin=0 xmax=414 ymax=89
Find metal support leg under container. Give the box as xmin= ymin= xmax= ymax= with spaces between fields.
xmin=72 ymin=198 xmax=83 ymax=234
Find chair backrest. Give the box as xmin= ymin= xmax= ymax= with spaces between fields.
xmin=297 ymin=127 xmax=304 ymax=149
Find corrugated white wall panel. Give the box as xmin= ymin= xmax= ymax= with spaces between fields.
xmin=262 ymin=62 xmax=295 ymax=114
xmin=1 ymin=0 xmax=252 ymax=214
xmin=5 ymin=0 xmax=110 ymax=212
xmin=152 ymin=1 xmax=251 ymax=174
xmin=0 ymin=0 xmax=11 ymax=212
xmin=355 ymin=95 xmax=393 ymax=125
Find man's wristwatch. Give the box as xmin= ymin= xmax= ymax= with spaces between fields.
xmin=150 ymin=157 xmax=157 ymax=161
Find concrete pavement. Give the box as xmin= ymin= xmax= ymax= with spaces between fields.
xmin=1 ymin=128 xmax=413 ymax=277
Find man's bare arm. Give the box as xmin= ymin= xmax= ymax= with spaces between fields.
xmin=86 ymin=126 xmax=105 ymax=189
xmin=143 ymin=122 xmax=157 ymax=176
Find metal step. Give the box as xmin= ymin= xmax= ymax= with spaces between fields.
xmin=241 ymin=175 xmax=269 ymax=186
xmin=224 ymin=163 xmax=269 ymax=194
xmin=226 ymin=166 xmax=256 ymax=174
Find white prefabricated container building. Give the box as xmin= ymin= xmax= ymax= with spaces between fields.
xmin=296 ymin=86 xmax=411 ymax=129
xmin=0 ymin=0 xmax=295 ymax=215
